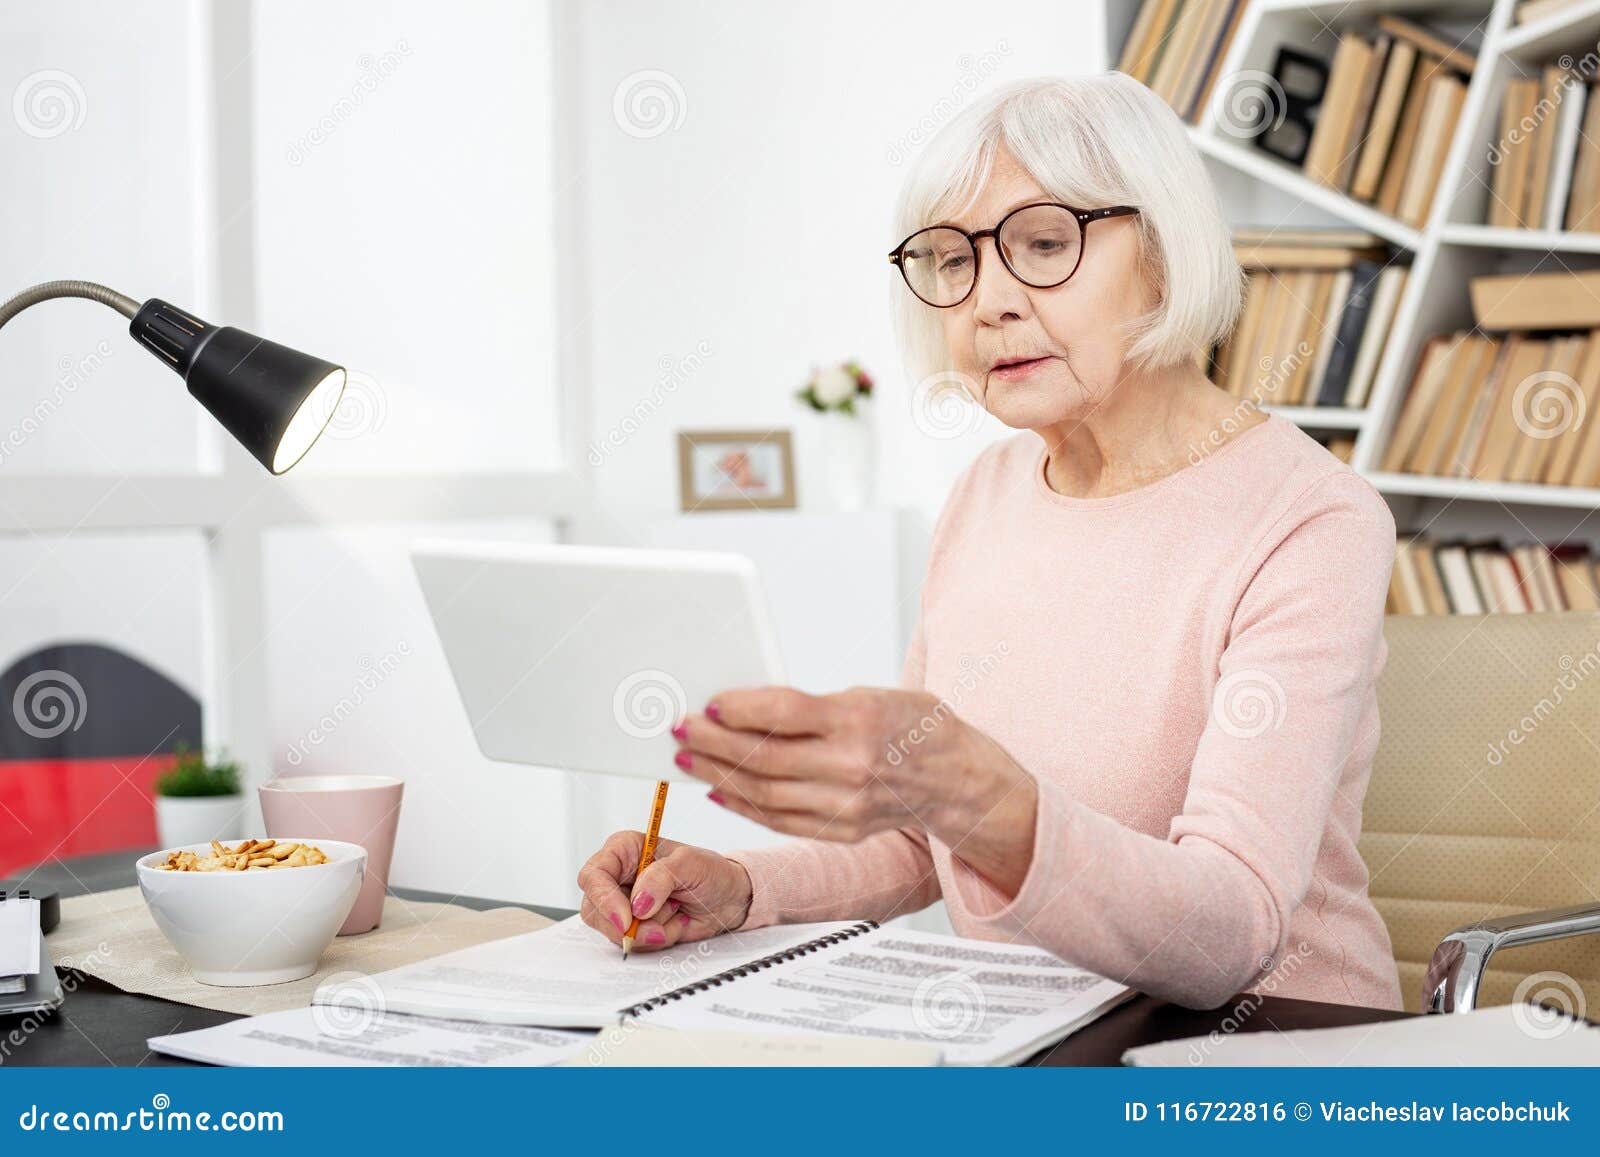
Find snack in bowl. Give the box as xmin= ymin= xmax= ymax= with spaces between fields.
xmin=154 ymin=838 xmax=328 ymax=871
xmin=136 ymin=837 xmax=366 ymax=987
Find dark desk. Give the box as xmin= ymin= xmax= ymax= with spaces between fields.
xmin=3 ymin=852 xmax=1410 ymax=1066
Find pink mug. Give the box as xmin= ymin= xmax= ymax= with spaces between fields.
xmin=258 ymin=775 xmax=404 ymax=935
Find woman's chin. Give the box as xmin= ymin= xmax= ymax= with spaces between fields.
xmin=982 ymin=378 xmax=1098 ymax=431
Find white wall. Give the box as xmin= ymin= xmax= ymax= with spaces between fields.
xmin=3 ymin=0 xmax=1114 ymax=914
xmin=0 ymin=0 xmax=211 ymax=472
xmin=248 ymin=0 xmax=564 ymax=474
xmin=566 ymin=0 xmax=1096 ymax=534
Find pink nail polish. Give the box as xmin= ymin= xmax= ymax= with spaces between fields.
xmin=707 ymin=790 xmax=725 ymax=806
xmin=705 ymin=701 xmax=722 ymax=722
xmin=670 ymin=720 xmax=687 ymax=741
xmin=609 ymin=912 xmax=625 ymax=933
xmin=679 ymin=912 xmax=691 ymax=928
xmin=674 ymin=750 xmax=692 ymax=770
xmin=631 ymin=892 xmax=654 ymax=917
xmin=645 ymin=927 xmax=666 ymax=946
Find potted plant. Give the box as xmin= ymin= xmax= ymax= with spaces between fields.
xmin=796 ymin=359 xmax=875 ymax=510
xmin=154 ymin=746 xmax=246 ymax=849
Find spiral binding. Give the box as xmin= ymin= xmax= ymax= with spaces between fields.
xmin=620 ymin=920 xmax=878 ymax=1019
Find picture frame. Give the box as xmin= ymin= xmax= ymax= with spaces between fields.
xmin=676 ymin=429 xmax=797 ymax=512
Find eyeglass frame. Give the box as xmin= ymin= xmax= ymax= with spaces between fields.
xmin=887 ymin=201 xmax=1141 ymax=308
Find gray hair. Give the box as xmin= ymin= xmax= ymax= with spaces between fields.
xmin=890 ymin=72 xmax=1243 ymax=383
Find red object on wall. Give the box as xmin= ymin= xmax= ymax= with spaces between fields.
xmin=0 ymin=754 xmax=180 ymax=876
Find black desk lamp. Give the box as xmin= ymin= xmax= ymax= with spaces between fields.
xmin=0 ymin=280 xmax=347 ymax=474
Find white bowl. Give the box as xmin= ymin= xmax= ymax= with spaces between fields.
xmin=136 ymin=839 xmax=366 ymax=986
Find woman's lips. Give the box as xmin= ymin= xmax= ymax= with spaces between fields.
xmin=989 ymin=356 xmax=1052 ymax=382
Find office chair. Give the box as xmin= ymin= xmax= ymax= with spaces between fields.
xmin=1364 ymin=612 xmax=1600 ymax=1014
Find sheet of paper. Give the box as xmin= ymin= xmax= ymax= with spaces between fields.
xmin=148 ymin=1007 xmax=593 ymax=1067
xmin=1124 ymin=1004 xmax=1600 ymax=1067
xmin=568 ymin=1023 xmax=942 ymax=1066
xmin=317 ymin=915 xmax=860 ymax=1027
xmin=638 ymin=926 xmax=1130 ymax=1065
xmin=0 ymin=899 xmax=41 ymax=977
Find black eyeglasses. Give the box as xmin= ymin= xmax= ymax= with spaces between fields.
xmin=887 ymin=201 xmax=1140 ymax=308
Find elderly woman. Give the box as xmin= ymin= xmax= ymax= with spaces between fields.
xmin=576 ymin=73 xmax=1402 ymax=1011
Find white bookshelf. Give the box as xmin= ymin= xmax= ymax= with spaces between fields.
xmin=1107 ymin=0 xmax=1600 ymax=532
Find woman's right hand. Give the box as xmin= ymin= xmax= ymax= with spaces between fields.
xmin=575 ymin=830 xmax=754 ymax=952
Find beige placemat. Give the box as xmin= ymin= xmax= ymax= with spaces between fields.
xmin=46 ymin=886 xmax=552 ymax=1017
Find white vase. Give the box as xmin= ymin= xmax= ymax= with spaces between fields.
xmin=156 ymin=794 xmax=247 ymax=850
xmin=817 ymin=408 xmax=875 ymax=511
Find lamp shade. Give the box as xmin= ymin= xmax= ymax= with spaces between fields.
xmin=129 ymin=299 xmax=347 ymax=474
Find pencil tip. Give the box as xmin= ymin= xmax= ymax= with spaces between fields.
xmin=621 ymin=936 xmax=633 ymax=960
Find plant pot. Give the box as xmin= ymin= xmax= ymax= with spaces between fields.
xmin=156 ymin=794 xmax=246 ymax=850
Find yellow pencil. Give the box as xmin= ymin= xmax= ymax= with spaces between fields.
xmin=622 ymin=779 xmax=671 ymax=959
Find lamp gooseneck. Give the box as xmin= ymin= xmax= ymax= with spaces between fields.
xmin=0 ymin=280 xmax=140 ymax=331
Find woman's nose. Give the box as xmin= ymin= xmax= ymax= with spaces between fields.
xmin=970 ymin=237 xmax=1031 ymax=324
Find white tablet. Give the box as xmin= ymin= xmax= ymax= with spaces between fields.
xmin=411 ymin=540 xmax=785 ymax=782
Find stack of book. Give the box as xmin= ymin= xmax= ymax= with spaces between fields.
xmin=1389 ymin=534 xmax=1600 ymax=614
xmin=1381 ymin=327 xmax=1600 ymax=486
xmin=1488 ymin=64 xmax=1600 ymax=230
xmin=1117 ymin=0 xmax=1248 ymax=123
xmin=1210 ymin=230 xmax=1408 ymax=408
xmin=1300 ymin=17 xmax=1474 ymax=226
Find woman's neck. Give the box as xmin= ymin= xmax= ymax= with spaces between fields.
xmin=1036 ymin=360 xmax=1265 ymax=499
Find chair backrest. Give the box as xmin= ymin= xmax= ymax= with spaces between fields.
xmin=1365 ymin=612 xmax=1600 ymax=1013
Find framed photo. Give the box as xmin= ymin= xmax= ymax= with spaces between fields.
xmin=677 ymin=429 xmax=797 ymax=512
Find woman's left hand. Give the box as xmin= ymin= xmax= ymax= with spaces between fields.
xmin=672 ymin=686 xmax=1040 ymax=893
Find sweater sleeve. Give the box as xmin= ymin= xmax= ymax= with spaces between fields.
xmin=950 ymin=470 xmax=1395 ymax=1008
xmin=726 ymin=614 xmax=943 ymax=930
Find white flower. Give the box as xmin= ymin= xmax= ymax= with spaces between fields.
xmin=812 ymin=365 xmax=859 ymax=406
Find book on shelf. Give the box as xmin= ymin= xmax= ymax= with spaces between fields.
xmin=1490 ymin=66 xmax=1600 ymax=231
xmin=1117 ymin=0 xmax=1247 ymax=125
xmin=1382 ymin=326 xmax=1600 ymax=487
xmin=1207 ymin=11 xmax=1473 ymax=225
xmin=1212 ymin=231 xmax=1406 ymax=408
xmin=1516 ymin=0 xmax=1590 ymax=26
xmin=1388 ymin=535 xmax=1600 ymax=615
xmin=1471 ymin=267 xmax=1600 ymax=330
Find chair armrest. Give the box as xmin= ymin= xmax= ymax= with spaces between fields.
xmin=1423 ymin=903 xmax=1600 ymax=1013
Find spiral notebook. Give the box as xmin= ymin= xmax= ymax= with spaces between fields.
xmin=314 ymin=916 xmax=1131 ymax=1066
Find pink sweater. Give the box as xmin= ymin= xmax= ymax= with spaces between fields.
xmin=731 ymin=416 xmax=1404 ymax=1011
